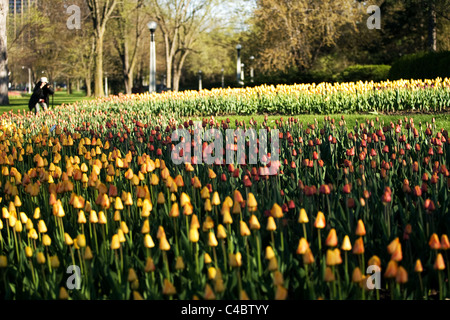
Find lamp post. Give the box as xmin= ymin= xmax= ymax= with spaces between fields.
xmin=104 ymin=72 xmax=108 ymax=96
xmin=22 ymin=66 xmax=32 ymax=93
xmin=198 ymin=70 xmax=202 ymax=91
xmin=221 ymin=68 xmax=224 ymax=88
xmin=236 ymin=44 xmax=242 ymax=86
xmin=241 ymin=63 xmax=245 ymax=84
xmin=249 ymin=56 xmax=255 ymax=84
xmin=147 ymin=21 xmax=158 ymax=93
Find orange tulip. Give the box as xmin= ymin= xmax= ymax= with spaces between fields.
xmin=325 ymin=228 xmax=338 ymax=247
xmin=270 ymin=203 xmax=283 ymax=218
xmin=429 ymin=233 xmax=441 ymax=250
xmin=440 ymin=234 xmax=450 ymax=250
xmin=266 ymin=216 xmax=277 ymax=231
xmin=414 ymin=259 xmax=423 ymax=273
xmin=384 ymin=260 xmax=398 ymax=278
xmin=249 ymin=215 xmax=260 ymax=230
xmin=355 ymin=219 xmax=366 ymax=236
xmin=434 ymin=253 xmax=446 ymax=270
xmin=391 ymin=242 xmax=403 ymax=262
xmin=341 ymin=235 xmax=352 ymax=251
xmin=352 ymin=237 xmax=365 ymax=255
xmin=240 ymin=221 xmax=251 ymax=236
xmin=314 ymin=211 xmax=326 ymax=229
xmin=296 ymin=238 xmax=309 ymax=255
xmin=387 ymin=237 xmax=400 ymax=255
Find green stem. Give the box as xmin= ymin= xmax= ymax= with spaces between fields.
xmin=438 ymin=270 xmax=443 ymax=300
xmin=255 ymin=232 xmax=262 ymax=277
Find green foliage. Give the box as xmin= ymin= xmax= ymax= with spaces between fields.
xmin=337 ymin=65 xmax=391 ymax=83
xmin=389 ymin=51 xmax=450 ymax=80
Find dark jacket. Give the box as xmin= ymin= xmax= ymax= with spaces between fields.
xmin=28 ymin=81 xmax=54 ymax=110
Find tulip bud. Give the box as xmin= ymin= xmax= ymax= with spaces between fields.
xmin=59 ymin=287 xmax=69 ymax=300
xmin=217 ymin=224 xmax=227 ymax=239
xmin=352 ymin=237 xmax=365 ymax=255
xmin=324 ymin=267 xmax=335 ymax=282
xmin=352 ymin=267 xmax=363 ymax=283
xmin=275 ymin=285 xmax=288 ymax=300
xmin=208 ymin=267 xmax=217 ymax=280
xmin=355 ymin=219 xmax=366 ymax=236
xmin=144 ymin=257 xmax=156 ymax=273
xmin=208 ymin=231 xmax=218 ymax=247
xmin=396 ymin=266 xmax=408 ymax=284
xmin=50 ymin=255 xmax=60 ymax=269
xmin=414 ymin=259 xmax=423 ymax=273
xmin=159 ymin=235 xmax=171 ymax=251
xmin=36 ymin=252 xmax=46 ymax=265
xmin=270 ymin=203 xmax=283 ymax=218
xmin=429 ymin=233 xmax=441 ymax=250
xmin=249 ymin=215 xmax=260 ymax=230
xmin=240 ymin=221 xmax=251 ymax=236
xmin=314 ymin=211 xmax=326 ymax=229
xmin=111 ymin=234 xmax=120 ymax=250
xmin=265 ymin=246 xmax=275 ymax=260
xmin=434 ymin=253 xmax=446 ymax=270
xmin=189 ymin=227 xmax=199 ymax=243
xmin=42 ymin=234 xmax=52 ymax=246
xmin=25 ymin=246 xmax=33 ymax=258
xmin=0 ymin=256 xmax=7 ymax=268
xmin=266 ymin=256 xmax=277 ymax=271
xmin=384 ymin=260 xmax=398 ymax=278
xmin=302 ymin=248 xmax=315 ymax=265
xmin=162 ymin=278 xmax=176 ymax=296
xmin=76 ymin=234 xmax=86 ymax=248
xmin=298 ymin=208 xmax=309 ymax=224
xmin=387 ymin=237 xmax=400 ymax=255
xmin=441 ymin=234 xmax=450 ymax=250
xmin=325 ymin=228 xmax=338 ymax=247
xmin=204 ymin=253 xmax=212 ymax=264
xmin=266 ymin=216 xmax=277 ymax=231
xmin=84 ymin=246 xmax=93 ymax=260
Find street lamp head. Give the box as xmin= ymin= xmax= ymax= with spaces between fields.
xmin=147 ymin=21 xmax=158 ymax=32
xmin=250 ymin=56 xmax=255 ymax=60
xmin=236 ymin=44 xmax=242 ymax=50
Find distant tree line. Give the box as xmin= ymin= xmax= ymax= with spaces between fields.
xmin=0 ymin=0 xmax=448 ymax=102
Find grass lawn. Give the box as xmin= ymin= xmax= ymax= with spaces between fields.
xmin=194 ymin=113 xmax=450 ymax=132
xmin=1 ymin=90 xmax=95 ymax=114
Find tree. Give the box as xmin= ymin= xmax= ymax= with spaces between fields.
xmin=112 ymin=0 xmax=148 ymax=94
xmin=86 ymin=0 xmax=118 ymax=97
xmin=250 ymin=0 xmax=362 ymax=73
xmin=147 ymin=0 xmax=221 ymax=91
xmin=0 ymin=0 xmax=9 ymax=105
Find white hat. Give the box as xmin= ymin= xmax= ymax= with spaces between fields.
xmin=40 ymin=77 xmax=48 ymax=83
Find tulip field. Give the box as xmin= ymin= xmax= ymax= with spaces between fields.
xmin=0 ymin=78 xmax=449 ymax=300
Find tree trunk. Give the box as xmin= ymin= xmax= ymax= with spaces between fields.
xmin=94 ymin=33 xmax=104 ymax=97
xmin=125 ymin=70 xmax=133 ymax=94
xmin=172 ymin=50 xmax=189 ymax=92
xmin=164 ymin=33 xmax=173 ymax=90
xmin=0 ymin=0 xmax=9 ymax=105
xmin=428 ymin=0 xmax=437 ymax=52
xmin=85 ymin=77 xmax=92 ymax=96
xmin=67 ymin=77 xmax=72 ymax=95
xmin=122 ymin=40 xmax=133 ymax=94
